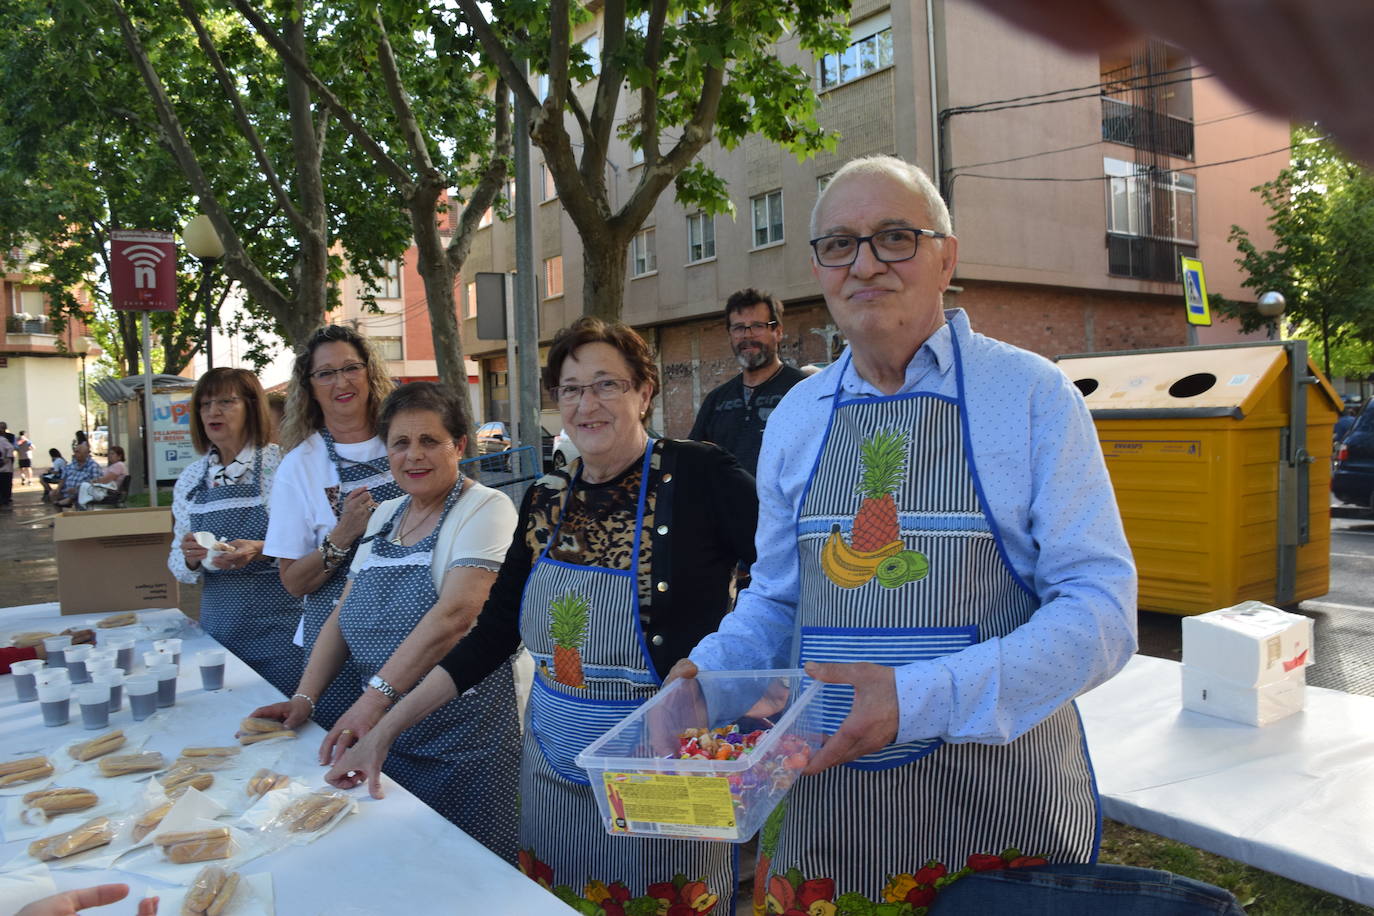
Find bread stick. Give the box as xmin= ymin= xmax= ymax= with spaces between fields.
xmin=206 ymin=871 xmax=240 ymax=916
xmin=182 ymin=865 xmax=226 ymax=914
xmin=134 ymin=800 xmax=173 ymax=842
xmin=0 ymin=756 xmax=53 ymax=787
xmin=282 ymin=793 xmax=349 ymax=832
xmin=161 ymin=766 xmax=215 ymax=796
xmin=155 ymin=828 xmax=232 ymax=864
xmin=98 ymin=751 xmax=165 ymax=776
xmin=238 ymin=716 xmax=283 ymax=734
xmin=23 ymin=787 xmax=98 ymax=814
xmin=247 ymin=769 xmax=289 ymax=799
xmin=12 ymin=631 xmax=55 ymax=648
xmin=96 ymin=612 xmax=138 ymax=629
xmin=180 ymin=746 xmax=240 ymax=758
xmin=70 ymin=729 xmax=126 ymax=761
xmin=238 ymin=728 xmax=295 ymax=745
xmin=28 ymin=816 xmax=112 ymax=860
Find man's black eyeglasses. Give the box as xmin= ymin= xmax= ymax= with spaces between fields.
xmin=810 ymin=228 xmax=947 ymax=268
xmin=727 ymin=320 xmax=780 ymax=337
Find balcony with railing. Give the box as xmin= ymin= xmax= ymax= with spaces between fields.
xmin=1106 ymin=233 xmax=1197 ymax=283
xmin=1101 ymin=97 xmax=1194 ymax=160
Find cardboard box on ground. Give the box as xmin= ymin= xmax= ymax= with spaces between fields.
xmin=1181 ymin=600 xmax=1315 ymax=726
xmin=53 ymin=508 xmax=179 ymax=614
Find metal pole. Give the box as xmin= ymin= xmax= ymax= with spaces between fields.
xmin=513 ymin=61 xmax=542 ymax=460
xmin=141 ymin=311 xmax=157 ymax=507
xmin=201 ymin=258 xmax=215 ymax=369
xmin=504 ymin=272 xmax=518 ymax=442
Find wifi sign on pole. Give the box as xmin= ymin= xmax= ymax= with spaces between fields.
xmin=111 ymin=230 xmax=177 ymax=311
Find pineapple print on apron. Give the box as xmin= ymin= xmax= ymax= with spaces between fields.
xmin=518 ymin=439 xmax=738 ymax=910
xmin=758 ymin=336 xmax=1100 ymax=911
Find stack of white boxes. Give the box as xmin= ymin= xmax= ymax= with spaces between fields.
xmin=1180 ymin=600 xmax=1315 ymax=726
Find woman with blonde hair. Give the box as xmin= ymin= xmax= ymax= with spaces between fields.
xmin=264 ymin=325 xmax=403 ymax=727
xmin=170 ymin=367 xmax=299 ymax=692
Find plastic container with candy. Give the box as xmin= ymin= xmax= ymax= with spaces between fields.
xmin=576 ymin=669 xmax=823 ymax=842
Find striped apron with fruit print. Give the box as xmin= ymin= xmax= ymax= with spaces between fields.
xmin=518 ymin=440 xmax=738 ymax=911
xmin=759 ymin=337 xmax=1099 ymax=911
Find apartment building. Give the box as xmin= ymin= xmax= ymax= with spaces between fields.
xmin=456 ymin=0 xmax=1291 ymax=435
xmin=0 ymin=254 xmax=97 ymax=455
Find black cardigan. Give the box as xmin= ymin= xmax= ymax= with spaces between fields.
xmin=439 ymin=438 xmax=758 ymax=691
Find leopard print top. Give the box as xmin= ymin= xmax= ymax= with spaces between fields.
xmin=523 ymin=443 xmax=661 ymax=606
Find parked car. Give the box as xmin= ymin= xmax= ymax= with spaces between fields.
xmin=88 ymin=426 xmax=109 ymax=456
xmin=551 ymin=428 xmax=579 ymax=470
xmin=475 ymin=421 xmax=511 ymax=455
xmin=1332 ymin=398 xmax=1374 ymax=510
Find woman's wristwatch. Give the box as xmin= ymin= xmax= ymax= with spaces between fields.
xmin=366 ymin=674 xmax=401 ymax=705
xmin=319 ymin=535 xmax=349 ymax=571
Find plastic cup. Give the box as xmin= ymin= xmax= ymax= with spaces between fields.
xmin=126 ymin=675 xmax=158 ymax=721
xmin=86 ymin=655 xmax=116 ymax=679
xmin=12 ymin=659 xmax=45 ymax=702
xmin=65 ymin=645 xmax=93 ymax=685
xmin=76 ymin=683 xmax=111 ymax=729
xmin=36 ymin=668 xmax=70 ymax=689
xmin=97 ymin=670 xmax=126 ymax=713
xmin=37 ymin=682 xmax=71 ymax=727
xmin=107 ymin=637 xmax=136 ymax=673
xmin=150 ymin=665 xmax=178 ymax=708
xmin=144 ymin=651 xmax=175 ymax=672
xmin=42 ymin=635 xmax=72 ymax=668
xmin=153 ymin=639 xmax=182 ymax=667
xmin=197 ymin=649 xmax=227 ymax=691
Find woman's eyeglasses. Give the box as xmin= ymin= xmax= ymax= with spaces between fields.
xmin=553 ymin=378 xmax=634 ymax=402
xmin=310 ymin=362 xmax=367 ymax=384
xmin=198 ymin=397 xmax=243 ymax=412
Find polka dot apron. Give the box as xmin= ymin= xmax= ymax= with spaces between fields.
xmin=188 ymin=448 xmax=302 ymax=695
xmin=301 ymin=428 xmax=404 ymax=729
xmin=337 ymin=480 xmax=520 ymax=860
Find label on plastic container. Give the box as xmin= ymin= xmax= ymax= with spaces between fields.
xmin=603 ymin=772 xmax=736 ymax=831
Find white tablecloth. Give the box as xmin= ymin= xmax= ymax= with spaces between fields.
xmin=0 ymin=604 xmax=573 ymax=915
xmin=1079 ymin=653 xmax=1374 ymax=905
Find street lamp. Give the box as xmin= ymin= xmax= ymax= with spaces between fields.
xmin=1257 ymin=290 xmax=1286 ymax=341
xmin=181 ymin=214 xmax=225 ymax=369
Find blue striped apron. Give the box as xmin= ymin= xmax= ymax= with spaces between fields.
xmin=763 ymin=335 xmax=1100 ymax=905
xmin=336 ymin=481 xmax=520 ymax=860
xmin=518 ymin=440 xmax=737 ymax=907
xmin=187 ymin=448 xmax=302 ymax=695
xmin=302 ymin=428 xmax=404 ymax=729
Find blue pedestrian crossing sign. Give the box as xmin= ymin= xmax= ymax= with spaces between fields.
xmin=1181 ymin=256 xmax=1211 ymax=326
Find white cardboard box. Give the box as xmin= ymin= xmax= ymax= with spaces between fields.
xmin=1181 ymin=601 xmax=1314 ymax=687
xmin=1180 ymin=664 xmax=1307 ymax=726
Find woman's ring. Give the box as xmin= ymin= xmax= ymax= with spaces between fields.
xmin=340 ymin=729 xmax=353 ymax=736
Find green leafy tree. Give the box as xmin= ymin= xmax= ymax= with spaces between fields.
xmin=102 ymin=0 xmax=419 ymax=347
xmin=1218 ymin=128 xmax=1374 ymax=378
xmin=451 ymin=0 xmax=852 ymax=320
xmin=0 ymin=0 xmax=231 ymax=375
xmin=229 ymin=0 xmax=511 ymax=390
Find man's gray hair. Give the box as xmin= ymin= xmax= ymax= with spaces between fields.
xmin=810 ymin=155 xmax=953 ymax=238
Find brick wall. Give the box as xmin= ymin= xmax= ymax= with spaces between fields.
xmin=656 ymin=281 xmax=1186 ymax=437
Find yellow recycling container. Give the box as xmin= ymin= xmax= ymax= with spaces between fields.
xmin=1057 ymin=342 xmax=1341 ymax=615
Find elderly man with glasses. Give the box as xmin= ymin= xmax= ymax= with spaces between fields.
xmin=677 ymin=155 xmax=1150 ymax=912
xmin=688 ymin=288 xmax=806 ymax=479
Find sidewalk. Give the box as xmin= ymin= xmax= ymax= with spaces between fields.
xmin=0 ymin=477 xmax=200 ymax=616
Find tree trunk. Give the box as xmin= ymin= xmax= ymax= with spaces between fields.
xmin=582 ymin=234 xmax=630 ymax=322
xmin=119 ymin=312 xmax=140 ymax=377
xmin=410 ymin=205 xmax=466 ymax=391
